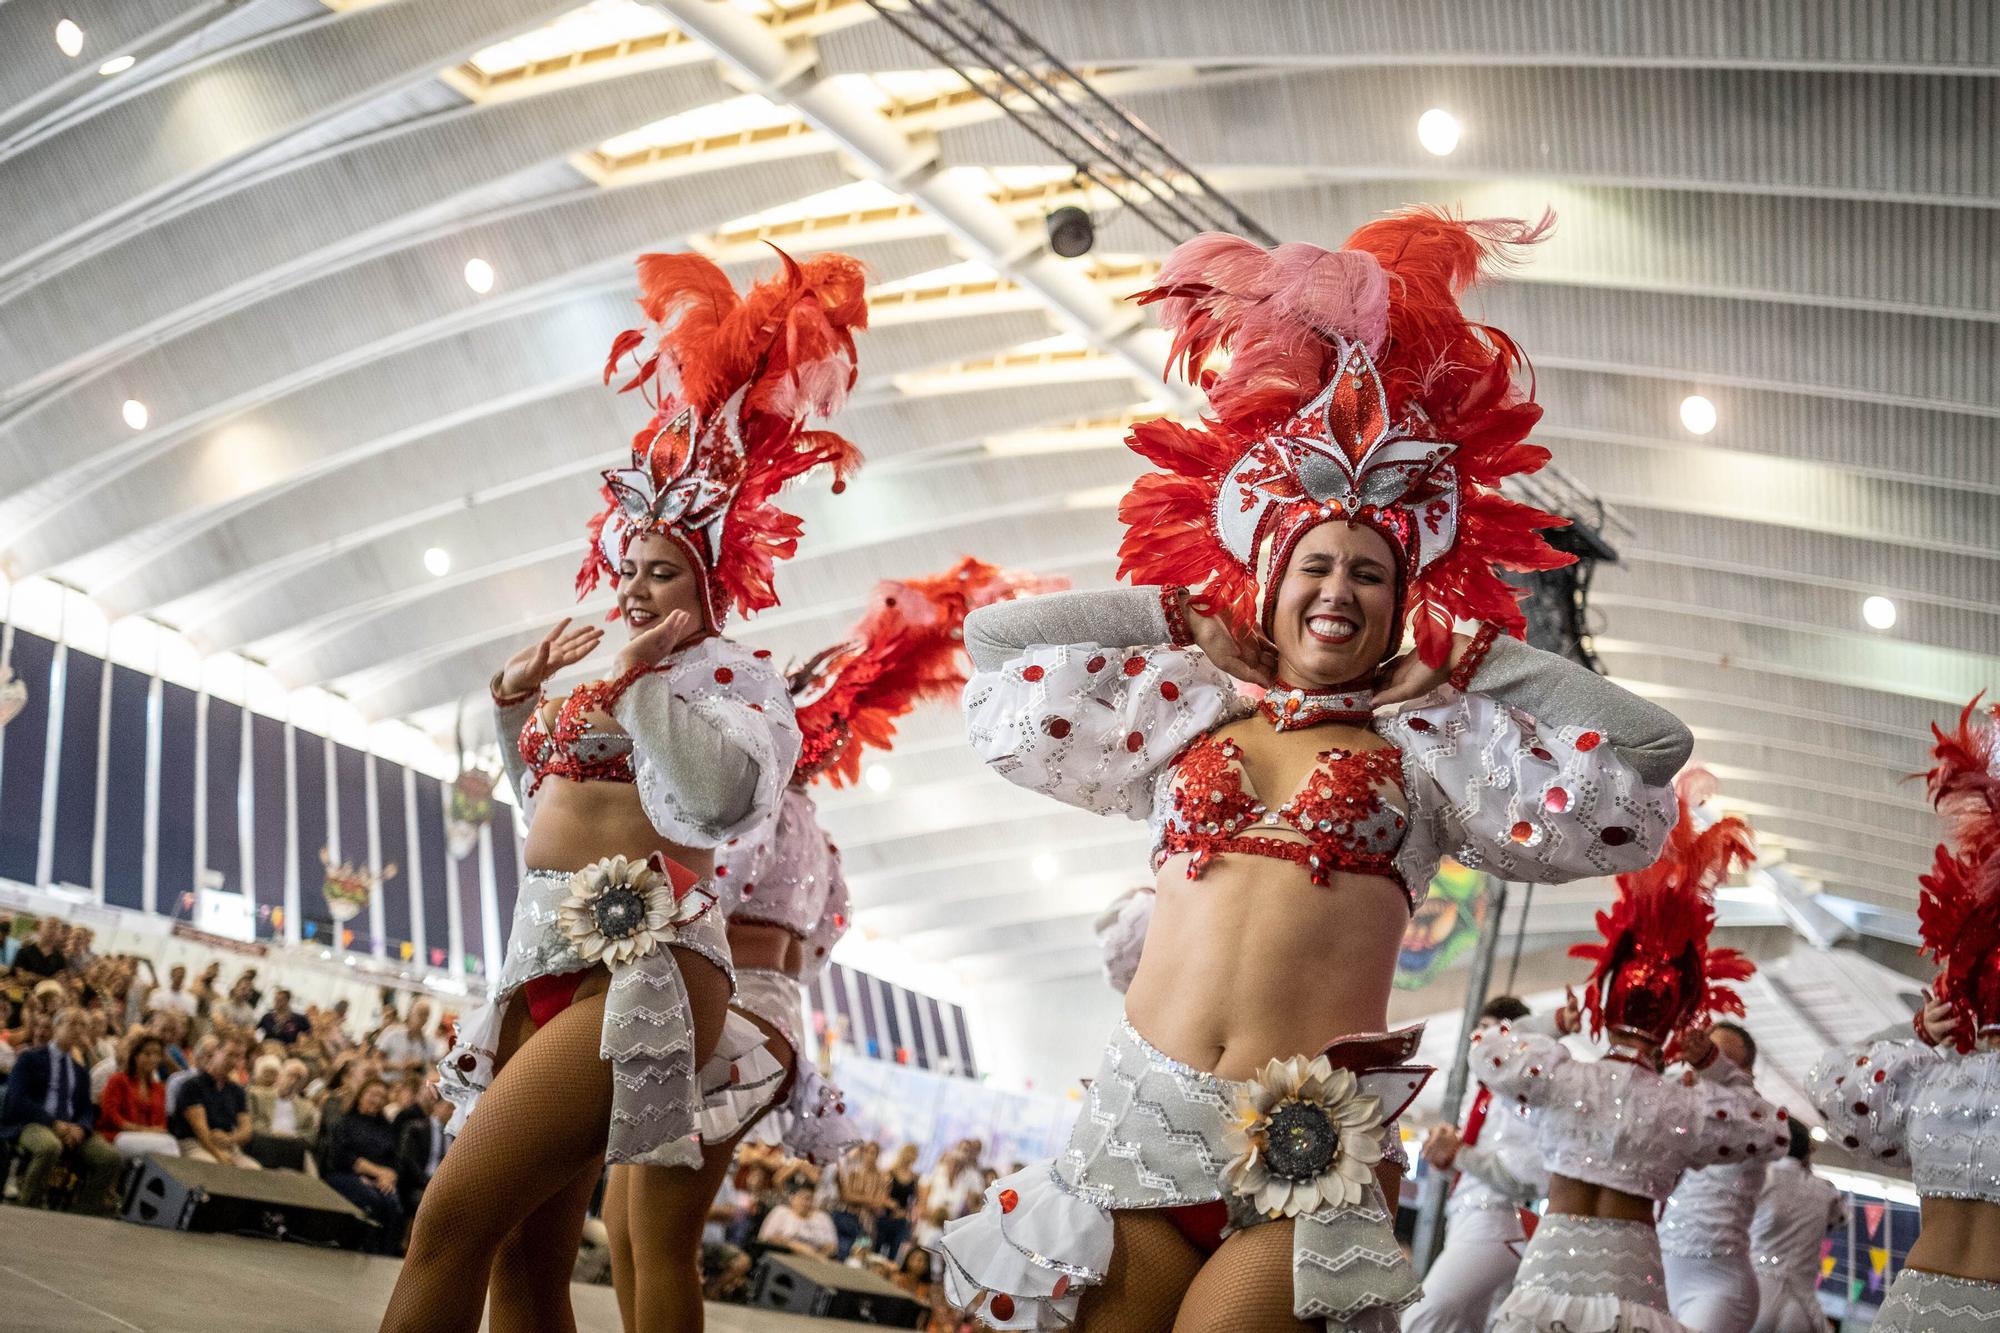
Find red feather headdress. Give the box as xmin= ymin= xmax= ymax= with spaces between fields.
xmin=579 ymin=247 xmax=869 ymax=627
xmin=1569 ymin=773 xmax=1757 ymax=1057
xmin=1116 ymin=208 xmax=1571 ymax=667
xmin=1916 ymin=694 xmax=2000 ymax=1049
xmin=789 ymin=558 xmax=1068 ymax=787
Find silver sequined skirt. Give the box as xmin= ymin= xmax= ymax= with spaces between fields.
xmin=439 ymin=867 xmax=733 ymax=1168
xmin=1493 ymin=1214 xmax=1688 ymax=1333
xmin=1873 ymin=1269 xmax=2000 ymax=1331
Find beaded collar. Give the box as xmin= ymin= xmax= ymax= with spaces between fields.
xmin=1258 ymin=681 xmax=1375 ymax=731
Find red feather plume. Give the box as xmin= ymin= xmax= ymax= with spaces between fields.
xmin=1915 ymin=694 xmax=2000 ymax=1050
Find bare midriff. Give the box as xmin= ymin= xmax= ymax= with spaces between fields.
xmin=728 ymin=919 xmax=796 ymax=974
xmin=1122 ymin=719 xmax=1410 ymax=1083
xmin=1545 ymin=1174 xmax=1656 ymax=1224
xmin=520 ymin=700 xmax=712 ymax=879
xmin=1907 ymin=1198 xmax=2000 ymax=1283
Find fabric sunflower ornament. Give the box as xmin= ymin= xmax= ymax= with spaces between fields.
xmin=559 ymin=852 xmax=714 ymax=967
xmin=1222 ymin=1054 xmax=1388 ymax=1219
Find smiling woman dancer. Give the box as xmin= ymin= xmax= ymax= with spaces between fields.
xmin=1808 ymin=695 xmax=2000 ymax=1330
xmin=936 ymin=210 xmax=1693 ymax=1333
xmin=381 ymin=248 xmax=868 ymax=1333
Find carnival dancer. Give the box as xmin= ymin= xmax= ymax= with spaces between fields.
xmin=937 ymin=210 xmax=1693 ymax=1333
xmin=604 ymin=556 xmax=1060 ymax=1333
xmin=1480 ymin=788 xmax=1786 ymax=1333
xmin=1659 ymin=1020 xmax=1768 ymax=1333
xmin=383 ymin=248 xmax=868 ymax=1333
xmin=1746 ymin=1120 xmax=1842 ymax=1333
xmin=1400 ymin=996 xmax=1550 ymax=1333
xmin=1807 ymin=695 xmax=2000 ymax=1332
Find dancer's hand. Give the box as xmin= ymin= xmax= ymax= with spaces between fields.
xmin=1181 ymin=593 xmax=1276 ymax=686
xmin=1680 ymin=1026 xmax=1716 ymax=1071
xmin=498 ymin=618 xmax=603 ymax=698
xmin=615 ymin=608 xmax=699 ymax=677
xmin=1554 ymin=986 xmax=1582 ymax=1036
xmin=1917 ymin=988 xmax=1960 ymax=1046
xmin=1373 ymin=632 xmax=1479 ymax=707
xmin=1421 ymin=1124 xmax=1462 ymax=1169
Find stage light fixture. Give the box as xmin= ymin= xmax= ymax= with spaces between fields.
xmin=1679 ymin=394 xmax=1718 ymax=435
xmin=423 ymin=547 xmax=452 ymax=577
xmin=56 ymin=19 xmax=84 ymax=57
xmin=99 ymin=55 xmax=135 ymax=75
xmin=463 ymin=258 xmax=495 ymax=293
xmin=121 ymin=399 xmax=149 ymax=430
xmin=1046 ymin=205 xmax=1094 ymax=259
xmin=1862 ymin=595 xmax=1897 ymax=630
xmin=1417 ymin=108 xmax=1461 ymax=156
xmin=865 ymin=764 xmax=892 ymax=792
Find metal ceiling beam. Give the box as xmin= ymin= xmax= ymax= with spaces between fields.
xmin=0 ymin=0 xmax=230 ymax=134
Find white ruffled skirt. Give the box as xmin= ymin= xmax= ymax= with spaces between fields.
xmin=936 ymin=1018 xmax=1429 ymax=1332
xmin=439 ymin=867 xmax=734 ymax=1169
xmin=1871 ymin=1269 xmax=2000 ymax=1331
xmin=1491 ymin=1214 xmax=1688 ymax=1333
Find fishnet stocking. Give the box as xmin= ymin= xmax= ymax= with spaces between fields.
xmin=489 ymin=1162 xmax=601 ymax=1333
xmin=606 ymin=1006 xmax=797 ymax=1333
xmin=1173 ymin=1218 xmax=1311 ymax=1333
xmin=1074 ymin=1210 xmax=1204 ymax=1333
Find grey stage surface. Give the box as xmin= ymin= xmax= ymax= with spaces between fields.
xmin=0 ymin=1210 xmax=863 ymax=1332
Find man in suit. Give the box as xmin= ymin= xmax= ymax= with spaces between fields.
xmin=2 ymin=1008 xmax=120 ymax=1212
xmin=396 ymin=1084 xmax=450 ymax=1220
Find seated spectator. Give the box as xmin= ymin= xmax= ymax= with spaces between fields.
xmin=1 ymin=1008 xmax=120 ymax=1213
xmin=146 ymin=964 xmax=198 ymax=1022
xmin=152 ymin=1011 xmax=192 ymax=1075
xmin=99 ymin=1032 xmax=178 ymax=1160
xmin=394 ymin=1084 xmax=450 ymax=1220
xmin=372 ymin=999 xmax=442 ymax=1074
xmin=876 ymin=1142 xmax=919 ymax=1261
xmin=165 ymin=1033 xmax=217 ymax=1115
xmin=213 ymin=973 xmax=258 ymax=1031
xmin=757 ymin=1183 xmax=839 ymax=1259
xmin=246 ymin=1054 xmax=319 ymax=1172
xmin=13 ymin=917 xmax=69 ymax=980
xmin=170 ymin=1040 xmax=259 ymax=1169
xmin=1 ymin=1010 xmax=53 ymax=1076
xmin=65 ymin=926 xmax=97 ymax=973
xmin=324 ymin=1079 xmax=404 ymax=1254
xmin=0 ymin=914 xmax=17 ymax=969
xmin=257 ymin=988 xmax=308 ymax=1046
xmin=189 ymin=961 xmax=223 ymax=1025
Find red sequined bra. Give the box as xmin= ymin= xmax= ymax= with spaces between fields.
xmin=1157 ymin=736 xmax=1414 ymax=908
xmin=517 ymin=666 xmax=653 ymax=796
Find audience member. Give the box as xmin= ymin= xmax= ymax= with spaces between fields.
xmin=833 ymin=1141 xmax=889 ymax=1259
xmin=1 ymin=1008 xmax=120 ymax=1212
xmin=324 ymin=1078 xmax=404 ymax=1254
xmin=99 ymin=1032 xmax=178 ymax=1160
xmin=372 ymin=999 xmax=441 ymax=1074
xmin=918 ymin=1139 xmax=986 ymax=1221
xmin=244 ymin=1054 xmax=314 ymax=1172
xmin=877 ymin=1142 xmax=919 ymax=1260
xmin=394 ymin=1085 xmax=449 ymax=1220
xmin=758 ymin=1183 xmax=839 ymax=1259
xmin=257 ymin=988 xmax=308 ymax=1046
xmin=13 ymin=918 xmax=69 ymax=979
xmin=146 ymin=965 xmax=199 ymax=1022
xmin=171 ymin=1040 xmax=259 ymax=1169
xmin=0 ymin=914 xmax=17 ymax=969
xmin=214 ymin=973 xmax=258 ymax=1031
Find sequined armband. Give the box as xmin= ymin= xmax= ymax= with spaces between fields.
xmin=1448 ymin=623 xmax=1500 ymax=693
xmin=491 ymin=670 xmax=537 ymax=708
xmin=1159 ymin=585 xmax=1195 ymax=648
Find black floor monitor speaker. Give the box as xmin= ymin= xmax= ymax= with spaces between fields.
xmin=121 ymin=1154 xmax=370 ymax=1249
xmin=750 ymin=1252 xmax=925 ymax=1328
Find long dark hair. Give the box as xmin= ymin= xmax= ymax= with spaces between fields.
xmin=123 ymin=1032 xmax=164 ymax=1078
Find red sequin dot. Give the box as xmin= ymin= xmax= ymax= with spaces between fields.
xmin=1576 ymin=731 xmax=1602 ymax=751
xmin=1600 ymin=826 xmax=1634 ymax=846
xmin=713 ymin=667 xmax=734 ymax=684
xmin=1530 ymin=746 xmax=1554 ymax=761
xmin=1714 ymin=1108 xmax=1729 ymax=1120
xmin=1046 ymin=718 xmax=1072 ymax=739
xmin=1408 ymin=716 xmax=1434 ymax=732
xmin=1122 ymin=656 xmax=1147 ymax=677
xmin=1510 ymin=821 xmax=1534 ymax=843
xmin=1853 ymin=1101 xmax=1871 ymax=1116
xmin=1086 ymin=655 xmax=1106 ymax=673
xmin=1544 ymin=787 xmax=1570 ymax=813
xmin=753 ymin=649 xmax=772 ymax=659
xmin=815 ymin=947 xmax=827 ymax=957
xmin=457 ymin=1054 xmax=477 ymax=1073
xmin=1777 ymin=1108 xmax=1788 ymax=1121
xmin=715 ymin=864 xmax=729 ymax=877
xmin=1874 ymin=1069 xmax=1887 ymax=1083
xmin=1126 ymin=731 xmax=1144 ymax=753
xmin=1052 ymin=1276 xmax=1070 ymax=1300
xmin=1160 ymin=681 xmax=1180 ymax=701
xmin=741 ymin=883 xmax=754 ymax=897
xmin=1022 ymin=665 xmax=1045 ymax=682
xmin=998 ymin=1189 xmax=1019 ymax=1214
xmin=990 ymin=1295 xmax=1015 ymax=1321
xmin=833 ymin=913 xmax=846 ymax=929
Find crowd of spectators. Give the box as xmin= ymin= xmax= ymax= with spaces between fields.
xmin=0 ymin=912 xmax=454 ymax=1254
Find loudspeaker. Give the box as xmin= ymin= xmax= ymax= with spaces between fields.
xmin=750 ymin=1252 xmax=925 ymax=1328
xmin=121 ymin=1154 xmax=370 ymax=1248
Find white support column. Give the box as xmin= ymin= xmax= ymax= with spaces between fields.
xmin=476 ymin=823 xmax=502 ymax=976
xmin=282 ymin=715 xmax=301 ymax=947
xmin=322 ymin=739 xmax=340 ymax=860
xmin=89 ymin=648 xmax=111 ymax=902
xmin=33 ymin=595 xmax=67 ymax=889
xmin=440 ymin=782 xmax=466 ymax=976
xmin=402 ymin=766 xmax=426 ymax=969
xmin=364 ymin=751 xmax=386 ymax=959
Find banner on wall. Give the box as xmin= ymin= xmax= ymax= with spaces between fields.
xmin=1393 ymin=860 xmax=1492 ymax=991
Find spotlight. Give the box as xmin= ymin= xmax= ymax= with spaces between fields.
xmin=1809 ymin=1125 xmax=1827 ymax=1143
xmin=1046 ymin=206 xmax=1094 ymax=259
xmin=1679 ymin=394 xmax=1718 ymax=435
xmin=98 ymin=55 xmax=135 ymax=75
xmin=463 ymin=258 xmax=495 ymax=293
xmin=423 ymin=546 xmax=452 ymax=577
xmin=1030 ymin=853 xmax=1059 ymax=882
xmin=1862 ymin=595 xmax=1897 ymax=630
xmin=1416 ymin=108 xmax=1461 ymax=156
xmin=56 ymin=19 xmax=83 ymax=57
xmin=121 ymin=399 xmax=149 ymax=430
xmin=864 ymin=764 xmax=892 ymax=793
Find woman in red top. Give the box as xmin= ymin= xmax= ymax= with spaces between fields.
xmin=100 ymin=1033 xmax=178 ymax=1159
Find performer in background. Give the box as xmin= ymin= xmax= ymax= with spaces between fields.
xmin=1401 ymin=996 xmax=1549 ymax=1333
xmin=939 ymin=209 xmax=1691 ymax=1333
xmin=1481 ymin=785 xmax=1786 ymax=1333
xmin=1659 ymin=1020 xmax=1768 ymax=1333
xmin=1746 ymin=1119 xmax=1843 ymax=1333
xmin=384 ymin=248 xmax=867 ymax=1333
xmin=1808 ymin=695 xmax=2000 ymax=1331
xmin=604 ymin=555 xmax=1059 ymax=1333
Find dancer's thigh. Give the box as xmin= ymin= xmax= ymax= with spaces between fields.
xmin=1173 ymin=1219 xmax=1311 ymax=1333
xmin=1073 ymin=1210 xmax=1204 ymax=1333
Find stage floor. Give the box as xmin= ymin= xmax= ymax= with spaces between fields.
xmin=0 ymin=1210 xmax=851 ymax=1332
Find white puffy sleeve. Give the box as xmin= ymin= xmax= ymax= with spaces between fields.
xmin=801 ymin=840 xmax=849 ymax=982
xmin=1385 ymin=637 xmax=1686 ymax=891
xmin=612 ymin=638 xmax=801 ymax=849
xmin=1807 ymin=1037 xmax=1941 ymax=1163
xmin=494 ymin=693 xmax=539 ymax=822
xmin=1469 ymin=1019 xmax=1575 ymax=1111
xmin=1454 ymin=1106 xmax=1548 ymax=1205
xmin=1093 ymin=887 xmax=1155 ymax=994
xmin=961 ymin=588 xmax=1242 ymax=819
xmin=1683 ymin=1062 xmax=1792 ymax=1170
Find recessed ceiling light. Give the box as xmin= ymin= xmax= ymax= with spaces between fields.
xmin=1862 ymin=595 xmax=1897 ymax=630
xmin=121 ymin=399 xmax=149 ymax=430
xmin=1416 ymin=108 xmax=1461 ymax=156
xmin=463 ymin=258 xmax=495 ymax=294
xmin=98 ymin=55 xmax=135 ymax=75
xmin=1679 ymin=394 xmax=1717 ymax=435
xmin=55 ymin=19 xmax=84 ymax=57
xmin=864 ymin=763 xmax=892 ymax=792
xmin=423 ymin=546 xmax=452 ymax=577
xmin=1030 ymin=853 xmax=1059 ymax=883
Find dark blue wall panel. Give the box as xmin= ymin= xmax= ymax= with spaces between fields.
xmin=250 ymin=714 xmax=288 ymax=937
xmin=155 ymin=682 xmax=197 ymax=913
xmin=102 ymin=666 xmax=150 ymax=911
xmin=375 ymin=761 xmax=410 ymax=953
xmin=292 ymin=730 xmax=327 ymax=939
xmin=203 ymin=698 xmax=242 ymax=892
xmin=51 ymin=649 xmax=103 ymax=890
xmin=413 ymin=774 xmax=450 ymax=967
